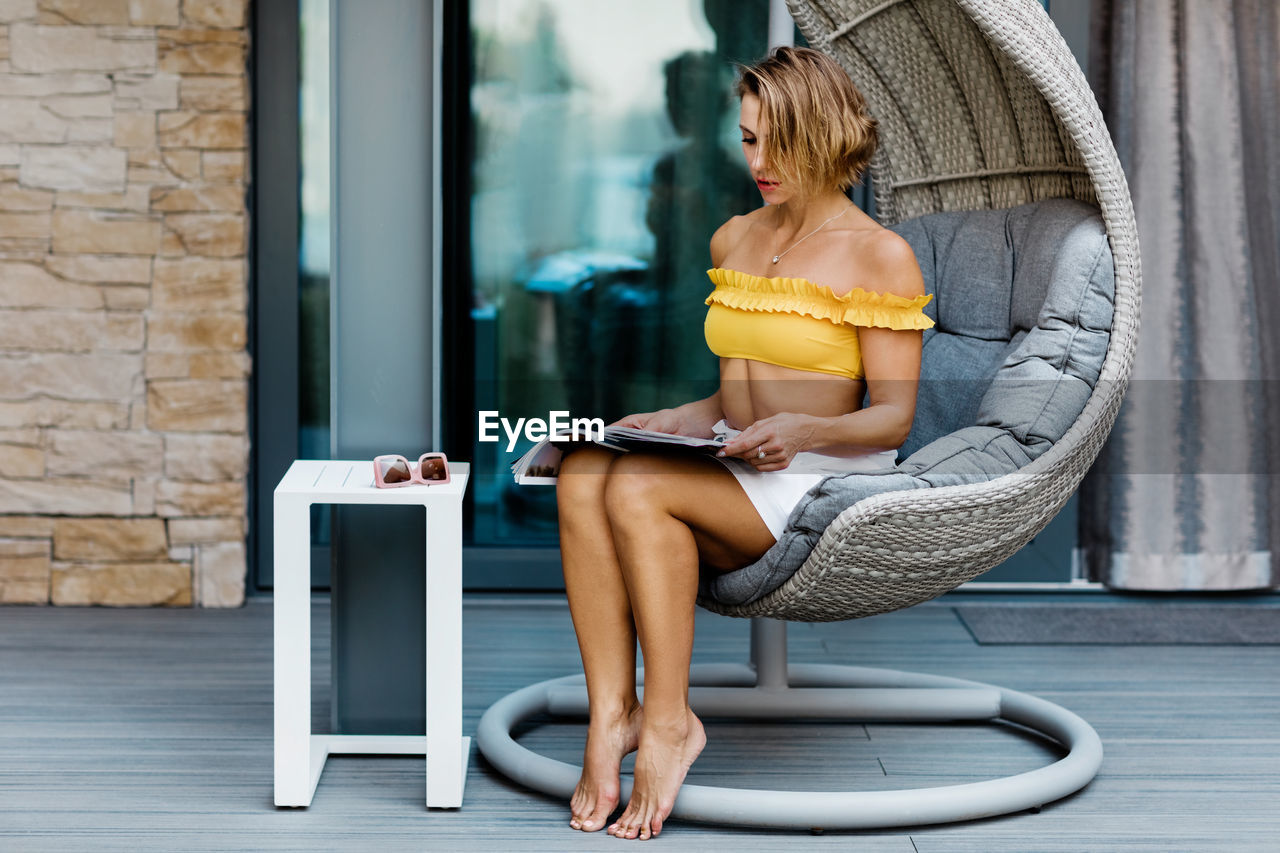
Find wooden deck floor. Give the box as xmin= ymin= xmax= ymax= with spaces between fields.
xmin=1 ymin=592 xmax=1278 ymax=852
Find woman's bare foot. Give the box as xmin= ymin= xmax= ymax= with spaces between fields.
xmin=569 ymin=703 xmax=643 ymax=832
xmin=607 ymin=708 xmax=706 ymax=840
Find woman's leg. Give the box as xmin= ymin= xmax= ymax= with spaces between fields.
xmin=601 ymin=453 xmax=775 ymax=840
xmin=556 ymin=447 xmax=643 ymax=831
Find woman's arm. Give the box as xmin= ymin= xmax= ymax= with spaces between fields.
xmin=611 ymin=390 xmax=724 ymax=437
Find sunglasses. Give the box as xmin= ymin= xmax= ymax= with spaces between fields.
xmin=373 ymin=452 xmax=451 ymax=488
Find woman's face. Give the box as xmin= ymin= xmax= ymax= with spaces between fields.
xmin=739 ymin=93 xmax=794 ymax=204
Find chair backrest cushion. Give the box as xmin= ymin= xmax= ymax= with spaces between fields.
xmin=706 ymin=198 xmax=1115 ymax=606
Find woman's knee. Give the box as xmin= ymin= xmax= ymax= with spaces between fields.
xmin=602 ymin=454 xmax=670 ymax=523
xmin=556 ymin=447 xmax=616 ymax=514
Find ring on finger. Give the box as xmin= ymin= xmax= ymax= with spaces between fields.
xmin=757 ymin=447 xmax=766 ymax=460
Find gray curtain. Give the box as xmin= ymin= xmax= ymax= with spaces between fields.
xmin=1080 ymin=0 xmax=1280 ymax=589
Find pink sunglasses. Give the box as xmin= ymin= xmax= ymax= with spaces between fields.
xmin=373 ymin=452 xmax=451 ymax=488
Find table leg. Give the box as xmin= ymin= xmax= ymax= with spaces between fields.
xmin=425 ymin=501 xmax=464 ymax=808
xmin=274 ymin=494 xmax=314 ymax=806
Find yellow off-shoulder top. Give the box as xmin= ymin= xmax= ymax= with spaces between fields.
xmin=703 ymin=267 xmax=935 ymax=381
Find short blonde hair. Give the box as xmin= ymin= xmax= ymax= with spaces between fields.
xmin=736 ymin=46 xmax=878 ymax=199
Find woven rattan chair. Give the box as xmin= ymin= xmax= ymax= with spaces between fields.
xmin=477 ymin=0 xmax=1140 ymax=830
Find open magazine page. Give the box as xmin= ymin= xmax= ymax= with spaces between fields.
xmin=510 ymin=427 xmax=728 ymax=485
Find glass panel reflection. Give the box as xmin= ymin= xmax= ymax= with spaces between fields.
xmin=468 ymin=0 xmax=769 ymax=546
xmin=300 ymin=0 xmax=331 ymax=545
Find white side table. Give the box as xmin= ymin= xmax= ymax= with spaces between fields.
xmin=273 ymin=459 xmax=470 ymax=809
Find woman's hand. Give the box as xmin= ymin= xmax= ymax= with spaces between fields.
xmin=716 ymin=412 xmax=819 ymax=471
xmin=609 ymin=408 xmax=687 ymax=434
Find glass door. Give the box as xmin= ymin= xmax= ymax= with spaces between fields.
xmin=456 ymin=0 xmax=771 ymax=585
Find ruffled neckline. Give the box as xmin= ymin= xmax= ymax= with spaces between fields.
xmin=705 ymin=267 xmax=935 ymax=330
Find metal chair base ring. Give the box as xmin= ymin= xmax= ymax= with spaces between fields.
xmin=476 ymin=662 xmax=1103 ymax=830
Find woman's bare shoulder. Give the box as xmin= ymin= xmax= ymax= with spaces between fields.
xmin=710 ymin=209 xmax=767 ymax=268
xmin=830 ymin=224 xmax=925 ymax=299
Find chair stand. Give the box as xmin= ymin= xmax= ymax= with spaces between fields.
xmin=475 ymin=618 xmax=1103 ymax=830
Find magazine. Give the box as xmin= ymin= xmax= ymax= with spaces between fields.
xmin=510 ymin=426 xmax=730 ymax=485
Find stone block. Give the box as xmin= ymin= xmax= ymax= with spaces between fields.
xmin=195 ymin=539 xmax=242 ymax=606
xmin=51 ymin=560 xmax=190 ymax=605
xmin=37 ymin=0 xmax=130 ymax=25
xmin=10 ymin=23 xmax=155 ymax=73
xmin=146 ymin=378 xmax=244 ymax=432
xmin=189 ymin=350 xmax=248 ymax=378
xmin=0 ymin=97 xmax=66 ymax=142
xmin=154 ymin=478 xmax=243 ymax=517
xmin=157 ymin=228 xmax=184 ymax=256
xmin=144 ymin=351 xmax=187 ymax=377
xmin=200 ymin=149 xmax=241 ymax=183
xmin=126 ymin=161 xmax=181 ymax=187
xmin=0 ymin=1 xmax=37 ymax=24
xmin=151 ymin=256 xmax=242 ymax=310
xmin=0 ymin=442 xmax=43 ymax=475
xmin=1 ymin=261 xmax=101 ymax=307
xmin=128 ymin=0 xmax=178 ymax=27
xmin=0 ymin=144 xmax=18 ymax=165
xmin=178 ymin=73 xmax=242 ymax=110
xmin=0 ymin=351 xmax=142 ymax=398
xmin=132 ymin=475 xmax=155 ymax=513
xmin=0 ymin=537 xmax=50 ymax=604
xmin=20 ymin=143 xmax=125 ymax=191
xmin=0 ymin=515 xmax=54 ymax=537
xmin=44 ymin=254 xmax=151 ymax=283
xmin=164 ymin=212 xmax=243 ymax=256
xmin=55 ymin=184 xmax=150 ymax=211
xmin=159 ymin=148 xmax=199 ymax=180
xmin=99 ymin=284 xmax=149 ymax=309
xmin=0 ymin=427 xmax=39 ymax=443
xmin=0 ymin=70 xmax=108 ymax=96
xmin=40 ymin=91 xmax=113 ymax=118
xmin=156 ymin=110 xmax=243 ymax=149
xmin=167 ymin=515 xmax=238 ymax=545
xmin=157 ymin=26 xmax=242 ymax=43
xmin=0 ymin=397 xmax=129 ymax=428
xmin=46 ymin=428 xmax=163 ymax=478
xmin=113 ymin=71 xmax=177 ymax=110
xmin=0 ymin=475 xmax=133 ymax=513
xmin=182 ymin=0 xmax=245 ymax=29
xmin=51 ymin=208 xmax=161 ymax=254
xmin=0 ymin=309 xmax=144 ymax=351
xmin=113 ymin=110 xmax=154 ymax=148
xmin=0 ymin=210 xmax=49 ymax=237
xmin=164 ymin=431 xmax=246 ymax=481
xmin=158 ymin=40 xmax=242 ymax=75
xmin=0 ymin=238 xmax=50 ymax=258
xmin=147 ymin=312 xmax=244 ymax=351
xmin=61 ymin=116 xmax=113 ymax=143
xmin=0 ymin=182 xmax=53 ymax=210
xmin=52 ymin=516 xmax=166 ymax=560
xmin=128 ymin=396 xmax=146 ymax=429
xmin=150 ymin=184 xmax=240 ymax=213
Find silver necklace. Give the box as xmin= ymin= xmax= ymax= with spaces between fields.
xmin=771 ymin=202 xmax=855 ymax=264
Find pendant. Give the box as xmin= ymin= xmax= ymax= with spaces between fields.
xmin=771 ymin=255 xmax=780 ymax=264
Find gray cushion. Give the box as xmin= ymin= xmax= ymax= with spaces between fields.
xmin=706 ymin=198 xmax=1115 ymax=607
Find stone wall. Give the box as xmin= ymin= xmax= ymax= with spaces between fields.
xmin=0 ymin=0 xmax=250 ymax=607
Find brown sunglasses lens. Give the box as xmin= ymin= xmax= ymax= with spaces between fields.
xmin=420 ymin=458 xmax=447 ymax=481
xmin=379 ymin=458 xmax=412 ymax=483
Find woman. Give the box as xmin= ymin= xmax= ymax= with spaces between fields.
xmin=556 ymin=45 xmax=934 ymax=840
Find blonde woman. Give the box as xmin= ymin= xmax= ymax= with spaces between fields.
xmin=556 ymin=46 xmax=935 ymax=840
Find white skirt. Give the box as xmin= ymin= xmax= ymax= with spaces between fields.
xmin=708 ymin=418 xmax=899 ymax=541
